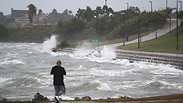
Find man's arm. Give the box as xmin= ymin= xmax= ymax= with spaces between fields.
xmin=63 ymin=68 xmax=66 ymax=75
xmin=50 ymin=67 xmax=54 ymax=75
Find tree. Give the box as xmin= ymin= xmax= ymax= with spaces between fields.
xmin=0 ymin=23 xmax=9 ymax=39
xmin=62 ymin=17 xmax=86 ymax=34
xmin=49 ymin=9 xmax=59 ymax=18
xmin=0 ymin=12 xmax=3 ymax=17
xmin=76 ymin=6 xmax=94 ymax=22
xmin=95 ymin=6 xmax=103 ymax=18
xmin=68 ymin=10 xmax=72 ymax=15
xmin=27 ymin=4 xmax=37 ymax=23
xmin=76 ymin=8 xmax=85 ymax=19
xmin=63 ymin=9 xmax=68 ymax=15
xmin=38 ymin=9 xmax=43 ymax=15
xmin=102 ymin=5 xmax=114 ymax=20
xmin=0 ymin=12 xmax=14 ymax=25
xmin=85 ymin=6 xmax=94 ymax=22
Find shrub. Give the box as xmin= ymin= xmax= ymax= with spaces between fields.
xmin=32 ymin=92 xmax=49 ymax=101
xmin=56 ymin=41 xmax=70 ymax=49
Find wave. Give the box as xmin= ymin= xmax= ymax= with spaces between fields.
xmin=144 ymin=80 xmax=183 ymax=90
xmin=94 ymin=80 xmax=111 ymax=91
xmin=0 ymin=77 xmax=12 ymax=84
xmin=73 ymin=46 xmax=116 ymax=60
xmin=68 ymin=80 xmax=112 ymax=93
xmin=0 ymin=72 xmax=52 ymax=88
xmin=0 ymin=59 xmax=25 ymax=65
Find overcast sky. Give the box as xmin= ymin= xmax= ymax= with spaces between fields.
xmin=0 ymin=0 xmax=182 ymax=15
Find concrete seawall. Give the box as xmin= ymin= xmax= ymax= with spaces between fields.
xmin=115 ymin=49 xmax=183 ymax=70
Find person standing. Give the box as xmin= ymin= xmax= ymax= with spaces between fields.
xmin=125 ymin=34 xmax=129 ymax=41
xmin=50 ymin=60 xmax=66 ymax=103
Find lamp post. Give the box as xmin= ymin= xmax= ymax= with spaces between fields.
xmin=166 ymin=0 xmax=168 ymax=9
xmin=126 ymin=3 xmax=129 ymax=10
xmin=105 ymin=0 xmax=107 ymax=6
xmin=121 ymin=13 xmax=125 ymax=46
xmin=177 ymin=0 xmax=179 ymax=50
xmin=177 ymin=7 xmax=179 ymax=51
xmin=169 ymin=12 xmax=171 ymax=33
xmin=171 ymin=7 xmax=179 ymax=50
xmin=155 ymin=12 xmax=158 ymax=39
xmin=135 ymin=11 xmax=140 ymax=48
xmin=149 ymin=1 xmax=152 ymax=12
xmin=179 ymin=1 xmax=182 ymax=23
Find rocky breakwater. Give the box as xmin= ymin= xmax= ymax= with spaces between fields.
xmin=74 ymin=95 xmax=131 ymax=101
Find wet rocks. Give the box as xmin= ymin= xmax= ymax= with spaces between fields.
xmin=74 ymin=96 xmax=91 ymax=101
xmin=74 ymin=97 xmax=80 ymax=100
xmin=118 ymin=95 xmax=125 ymax=98
xmin=82 ymin=96 xmax=91 ymax=100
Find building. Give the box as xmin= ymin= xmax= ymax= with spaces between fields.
xmin=11 ymin=8 xmax=28 ymax=18
xmin=14 ymin=14 xmax=39 ymax=25
xmin=11 ymin=8 xmax=47 ymax=25
xmin=38 ymin=14 xmax=47 ymax=20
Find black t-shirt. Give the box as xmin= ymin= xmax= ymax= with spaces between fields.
xmin=50 ymin=65 xmax=66 ymax=86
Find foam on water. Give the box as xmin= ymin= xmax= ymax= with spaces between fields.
xmin=0 ymin=59 xmax=25 ymax=65
xmin=94 ymin=80 xmax=111 ymax=91
xmin=0 ymin=77 xmax=12 ymax=84
xmin=72 ymin=41 xmax=117 ymax=63
xmin=100 ymin=46 xmax=116 ymax=59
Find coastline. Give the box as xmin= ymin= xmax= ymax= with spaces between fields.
xmin=1 ymin=94 xmax=183 ymax=103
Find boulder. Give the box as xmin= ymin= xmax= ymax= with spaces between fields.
xmin=74 ymin=97 xmax=80 ymax=100
xmin=82 ymin=96 xmax=91 ymax=100
xmin=118 ymin=95 xmax=125 ymax=98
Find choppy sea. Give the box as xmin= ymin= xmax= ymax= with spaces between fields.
xmin=0 ymin=35 xmax=183 ymax=101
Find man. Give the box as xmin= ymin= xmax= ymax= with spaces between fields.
xmin=125 ymin=34 xmax=129 ymax=41
xmin=50 ymin=60 xmax=66 ymax=103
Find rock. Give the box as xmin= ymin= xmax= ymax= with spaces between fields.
xmin=118 ymin=95 xmax=125 ymax=98
xmin=74 ymin=97 xmax=80 ymax=100
xmin=107 ymin=97 xmax=111 ymax=99
xmin=82 ymin=96 xmax=91 ymax=100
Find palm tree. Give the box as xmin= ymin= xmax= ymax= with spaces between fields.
xmin=38 ymin=9 xmax=42 ymax=15
xmin=27 ymin=4 xmax=37 ymax=23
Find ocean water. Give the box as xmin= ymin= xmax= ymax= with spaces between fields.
xmin=0 ymin=35 xmax=183 ymax=101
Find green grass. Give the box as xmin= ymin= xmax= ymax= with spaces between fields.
xmin=117 ymin=24 xmax=183 ymax=54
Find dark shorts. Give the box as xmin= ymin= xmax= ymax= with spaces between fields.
xmin=54 ymin=85 xmax=66 ymax=96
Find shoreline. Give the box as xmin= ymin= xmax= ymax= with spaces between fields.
xmin=1 ymin=94 xmax=183 ymax=103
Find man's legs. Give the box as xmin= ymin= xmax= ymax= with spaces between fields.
xmin=54 ymin=86 xmax=60 ymax=96
xmin=54 ymin=85 xmax=65 ymax=96
xmin=54 ymin=85 xmax=65 ymax=103
xmin=54 ymin=86 xmax=60 ymax=103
